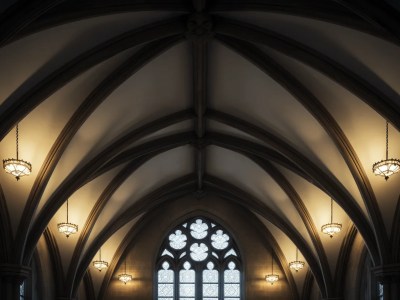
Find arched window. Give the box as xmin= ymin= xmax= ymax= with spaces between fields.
xmin=156 ymin=217 xmax=242 ymax=300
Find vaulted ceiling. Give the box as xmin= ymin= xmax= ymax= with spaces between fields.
xmin=1 ymin=1 xmax=400 ymax=299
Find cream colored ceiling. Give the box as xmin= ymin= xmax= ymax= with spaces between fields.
xmin=1 ymin=2 xmax=400 ymax=299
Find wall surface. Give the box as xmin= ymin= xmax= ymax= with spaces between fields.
xmin=103 ymin=195 xmax=294 ymax=299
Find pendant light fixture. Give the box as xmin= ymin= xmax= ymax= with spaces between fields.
xmin=93 ymin=248 xmax=108 ymax=271
xmin=57 ymin=199 xmax=78 ymax=238
xmin=372 ymin=121 xmax=400 ymax=180
xmin=289 ymin=248 xmax=305 ymax=272
xmin=118 ymin=259 xmax=133 ymax=284
xmin=265 ymin=254 xmax=279 ymax=285
xmin=321 ymin=198 xmax=342 ymax=238
xmin=3 ymin=124 xmax=32 ymax=180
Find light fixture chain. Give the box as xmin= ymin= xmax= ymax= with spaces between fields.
xmin=296 ymin=248 xmax=298 ymax=260
xmin=99 ymin=248 xmax=102 ymax=261
xmin=16 ymin=124 xmax=19 ymax=160
xmin=386 ymin=121 xmax=389 ymax=160
xmin=125 ymin=259 xmax=127 ymax=273
xmin=271 ymin=254 xmax=273 ymax=273
xmin=66 ymin=199 xmax=69 ymax=223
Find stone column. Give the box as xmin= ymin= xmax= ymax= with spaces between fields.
xmin=372 ymin=264 xmax=400 ymax=300
xmin=0 ymin=264 xmax=31 ymax=300
xmin=56 ymin=297 xmax=77 ymax=300
xmin=322 ymin=298 xmax=344 ymax=300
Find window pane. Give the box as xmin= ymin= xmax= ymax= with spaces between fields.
xmin=203 ymin=284 xmax=218 ymax=297
xmin=169 ymin=230 xmax=187 ymax=250
xmin=190 ymin=219 xmax=208 ymax=239
xmin=180 ymin=262 xmax=195 ymax=282
xmin=224 ymin=284 xmax=240 ymax=297
xmin=158 ymin=269 xmax=174 ymax=283
xmin=211 ymin=230 xmax=229 ymax=249
xmin=190 ymin=243 xmax=208 ymax=261
xmin=225 ymin=269 xmax=240 ymax=283
xmin=156 ymin=217 xmax=242 ymax=300
xmin=158 ymin=284 xmax=174 ymax=297
xmin=179 ymin=284 xmax=195 ymax=297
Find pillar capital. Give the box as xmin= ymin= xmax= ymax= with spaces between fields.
xmin=0 ymin=263 xmax=31 ymax=283
xmin=372 ymin=263 xmax=400 ymax=283
xmin=372 ymin=264 xmax=400 ymax=300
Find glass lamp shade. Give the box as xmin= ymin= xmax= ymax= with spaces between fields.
xmin=289 ymin=260 xmax=305 ymax=272
xmin=372 ymin=159 xmax=400 ymax=180
xmin=321 ymin=222 xmax=342 ymax=238
xmin=265 ymin=274 xmax=279 ymax=285
xmin=118 ymin=273 xmax=133 ymax=284
xmin=57 ymin=222 xmax=78 ymax=238
xmin=93 ymin=260 xmax=108 ymax=271
xmin=3 ymin=158 xmax=32 ymax=180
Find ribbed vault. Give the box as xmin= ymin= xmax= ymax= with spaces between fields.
xmin=1 ymin=1 xmax=400 ymax=299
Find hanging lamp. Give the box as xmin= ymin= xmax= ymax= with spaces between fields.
xmin=289 ymin=248 xmax=305 ymax=272
xmin=3 ymin=124 xmax=32 ymax=180
xmin=265 ymin=254 xmax=279 ymax=285
xmin=93 ymin=248 xmax=108 ymax=271
xmin=57 ymin=199 xmax=78 ymax=238
xmin=372 ymin=121 xmax=400 ymax=180
xmin=118 ymin=259 xmax=133 ymax=284
xmin=321 ymin=198 xmax=342 ymax=238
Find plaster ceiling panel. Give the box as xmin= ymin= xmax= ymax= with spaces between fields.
xmin=208 ymin=40 xmax=355 ymax=204
xmin=47 ymin=166 xmax=125 ymax=275
xmin=50 ymin=42 xmax=191 ymax=188
xmin=221 ymin=12 xmax=400 ymax=98
xmin=207 ymin=119 xmax=269 ymax=146
xmin=129 ymin=120 xmax=193 ymax=148
xmin=207 ymin=146 xmax=315 ymax=254
xmin=86 ymin=146 xmax=193 ymax=248
xmin=1 ymin=51 xmax=137 ymax=231
xmin=255 ymin=214 xmax=309 ymax=296
xmin=89 ymin=217 xmax=140 ymax=298
xmin=275 ymin=164 xmax=353 ymax=277
xmin=0 ymin=11 xmax=179 ymax=105
xmin=0 ymin=57 xmax=122 ymax=234
xmin=265 ymin=48 xmax=398 ymax=233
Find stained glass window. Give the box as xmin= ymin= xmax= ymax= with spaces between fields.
xmin=20 ymin=281 xmax=25 ymax=300
xmin=156 ymin=217 xmax=242 ymax=299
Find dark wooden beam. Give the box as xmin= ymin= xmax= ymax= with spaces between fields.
xmin=70 ymin=176 xmax=196 ymax=297
xmin=334 ymin=224 xmax=357 ymax=297
xmin=14 ymin=36 xmax=185 ymax=265
xmin=0 ymin=17 xmax=186 ymax=142
xmin=333 ymin=0 xmax=400 ymax=42
xmin=192 ymin=37 xmax=208 ymax=192
xmin=43 ymin=228 xmax=64 ymax=297
xmin=23 ymin=133 xmax=195 ymax=265
xmin=206 ymin=115 xmax=380 ymax=265
xmin=0 ymin=0 xmax=66 ymax=47
xmin=204 ymin=175 xmax=328 ymax=298
xmin=65 ymin=154 xmax=158 ymax=294
xmin=251 ymin=158 xmax=333 ymax=296
xmin=214 ymin=18 xmax=400 ymax=131
xmin=214 ymin=34 xmax=390 ymax=262
xmin=0 ymin=184 xmax=12 ymax=263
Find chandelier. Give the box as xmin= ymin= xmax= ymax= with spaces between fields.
xmin=372 ymin=121 xmax=400 ymax=180
xmin=93 ymin=248 xmax=108 ymax=271
xmin=3 ymin=124 xmax=32 ymax=180
xmin=265 ymin=254 xmax=279 ymax=285
xmin=57 ymin=199 xmax=78 ymax=238
xmin=289 ymin=248 xmax=305 ymax=272
xmin=118 ymin=260 xmax=133 ymax=284
xmin=321 ymin=198 xmax=342 ymax=238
